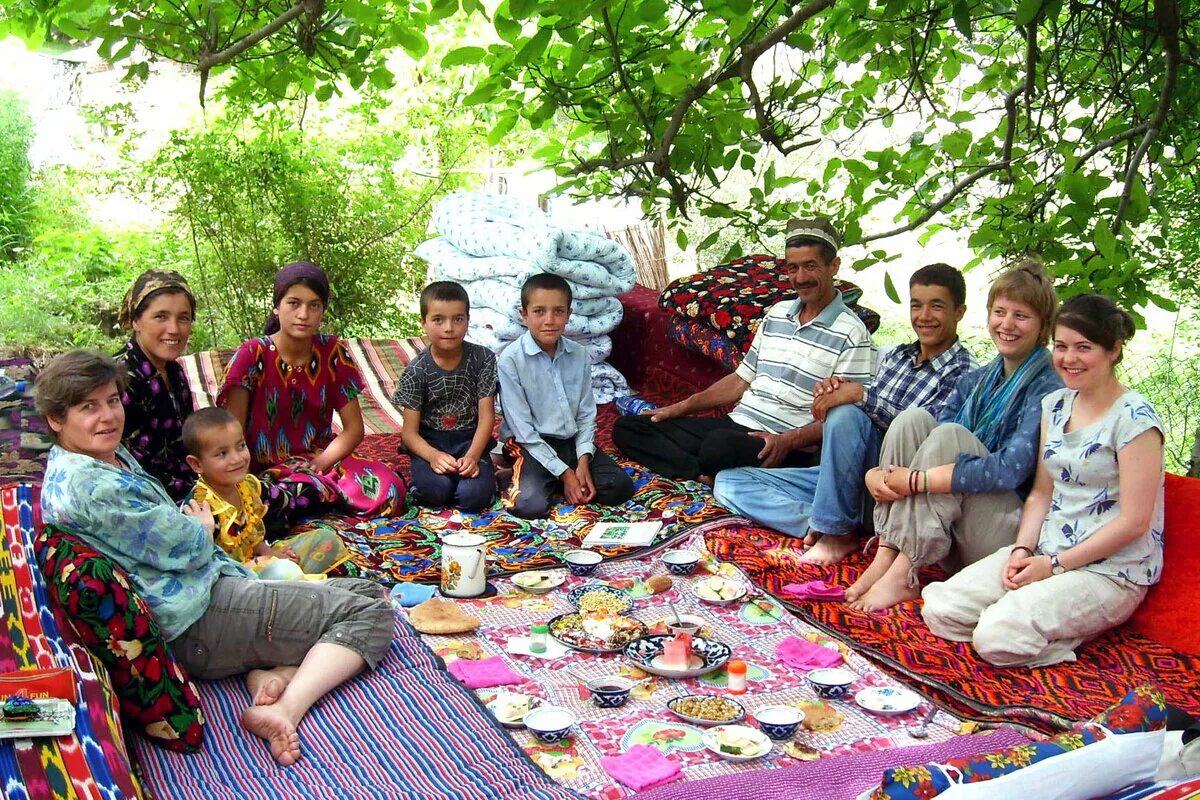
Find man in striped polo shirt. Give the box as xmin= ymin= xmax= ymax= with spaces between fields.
xmin=613 ymin=217 xmax=877 ymax=483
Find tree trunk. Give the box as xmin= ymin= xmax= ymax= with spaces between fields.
xmin=1190 ymin=426 xmax=1200 ymax=478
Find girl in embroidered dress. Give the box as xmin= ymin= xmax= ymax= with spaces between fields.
xmin=118 ymin=270 xmax=197 ymax=502
xmin=922 ymin=294 xmax=1163 ymax=666
xmin=218 ymin=262 xmax=406 ymax=527
xmin=846 ymin=259 xmax=1063 ymax=611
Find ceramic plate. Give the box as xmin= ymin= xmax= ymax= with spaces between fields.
xmin=854 ymin=687 xmax=922 ymax=716
xmin=568 ymin=584 xmax=634 ymax=614
xmin=548 ymin=612 xmax=648 ymax=654
xmin=702 ymin=724 xmax=772 ymax=762
xmin=483 ymin=692 xmax=544 ymax=728
xmin=512 ymin=570 xmax=566 ymax=594
xmin=666 ymin=695 xmax=745 ymax=727
xmin=623 ymin=634 xmax=732 ymax=678
xmin=693 ymin=576 xmax=748 ymax=606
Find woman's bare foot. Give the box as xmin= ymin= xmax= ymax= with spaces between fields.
xmin=845 ymin=546 xmax=898 ymax=602
xmin=241 ymin=705 xmax=302 ymax=766
xmin=798 ymin=534 xmax=859 ymax=565
xmin=246 ymin=666 xmax=298 ymax=706
xmin=803 ymin=532 xmax=820 ymax=548
xmin=848 ymin=565 xmax=921 ymax=612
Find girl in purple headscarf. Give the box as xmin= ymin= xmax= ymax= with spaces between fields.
xmin=218 ymin=262 xmax=406 ymax=529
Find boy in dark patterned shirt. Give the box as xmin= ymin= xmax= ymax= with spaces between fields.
xmin=392 ymin=281 xmax=498 ymax=511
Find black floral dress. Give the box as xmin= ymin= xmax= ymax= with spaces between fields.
xmin=120 ymin=340 xmax=195 ymax=502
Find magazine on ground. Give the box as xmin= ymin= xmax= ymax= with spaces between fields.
xmin=581 ymin=521 xmax=662 ymax=548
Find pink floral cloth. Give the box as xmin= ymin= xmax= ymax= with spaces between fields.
xmin=447 ymin=656 xmax=523 ymax=689
xmin=776 ymin=636 xmax=845 ymax=670
xmin=602 ymin=745 xmax=682 ymax=791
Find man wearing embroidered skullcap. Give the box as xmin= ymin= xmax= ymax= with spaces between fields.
xmin=613 ymin=217 xmax=877 ymax=483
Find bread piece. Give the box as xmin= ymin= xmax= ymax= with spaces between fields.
xmin=409 ymin=598 xmax=481 ymax=634
xmin=646 ymin=576 xmax=673 ymax=594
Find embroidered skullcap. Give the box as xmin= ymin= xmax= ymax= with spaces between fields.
xmin=785 ymin=217 xmax=841 ymax=253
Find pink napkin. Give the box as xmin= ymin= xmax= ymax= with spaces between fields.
xmin=601 ymin=745 xmax=682 ymax=791
xmin=782 ymin=580 xmax=846 ymax=601
xmin=776 ymin=636 xmax=844 ymax=669
xmin=447 ymin=656 xmax=523 ymax=689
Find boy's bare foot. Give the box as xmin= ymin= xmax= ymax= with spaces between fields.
xmin=845 ymin=546 xmax=898 ymax=602
xmin=246 ymin=666 xmax=298 ymax=706
xmin=847 ymin=568 xmax=920 ymax=612
xmin=241 ymin=705 xmax=302 ymax=766
xmin=798 ymin=534 xmax=859 ymax=565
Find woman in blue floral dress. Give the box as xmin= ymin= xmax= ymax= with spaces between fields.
xmin=922 ymin=294 xmax=1164 ymax=667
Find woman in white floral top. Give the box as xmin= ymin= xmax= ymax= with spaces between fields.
xmin=922 ymin=293 xmax=1164 ymax=667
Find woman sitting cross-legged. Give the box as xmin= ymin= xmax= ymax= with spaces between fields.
xmin=846 ymin=259 xmax=1063 ymax=611
xmin=37 ymin=350 xmax=394 ymax=766
xmin=922 ymin=294 xmax=1163 ymax=667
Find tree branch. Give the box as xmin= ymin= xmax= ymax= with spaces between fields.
xmin=196 ymin=0 xmax=321 ymax=71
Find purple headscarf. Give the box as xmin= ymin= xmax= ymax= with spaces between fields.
xmin=263 ymin=261 xmax=331 ymax=335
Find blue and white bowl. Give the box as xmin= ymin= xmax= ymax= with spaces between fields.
xmin=563 ymin=549 xmax=602 ymax=576
xmin=753 ymin=705 xmax=805 ymax=740
xmin=661 ymin=549 xmax=701 ymax=575
xmin=807 ymin=667 xmax=857 ymax=699
xmin=524 ymin=705 xmax=577 ymax=744
xmin=568 ymin=583 xmax=634 ymax=614
xmin=623 ymin=634 xmax=732 ymax=678
xmin=587 ymin=676 xmax=634 ymax=708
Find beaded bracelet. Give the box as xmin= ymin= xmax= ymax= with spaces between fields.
xmin=1011 ymin=545 xmax=1035 ymax=557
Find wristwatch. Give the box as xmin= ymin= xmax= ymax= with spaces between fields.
xmin=1050 ymin=554 xmax=1066 ymax=575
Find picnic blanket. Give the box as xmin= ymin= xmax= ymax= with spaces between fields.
xmin=0 ymin=357 xmax=49 ymax=485
xmin=703 ymin=523 xmax=1200 ymax=734
xmin=134 ymin=606 xmax=584 ymax=800
xmin=1 ymin=483 xmax=144 ymax=800
xmin=414 ymin=529 xmax=965 ymax=799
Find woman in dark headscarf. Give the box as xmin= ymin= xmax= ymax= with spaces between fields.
xmin=218 ymin=262 xmax=406 ymax=525
xmin=118 ymin=269 xmax=197 ymax=501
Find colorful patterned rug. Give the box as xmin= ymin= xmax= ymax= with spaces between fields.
xmin=0 ymin=358 xmax=49 ymax=485
xmin=704 ymin=523 xmax=1200 ymax=733
xmin=414 ymin=529 xmax=967 ymax=800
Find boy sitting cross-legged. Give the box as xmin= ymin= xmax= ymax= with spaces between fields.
xmin=392 ymin=280 xmax=498 ymax=512
xmin=498 ymin=272 xmax=635 ymax=519
xmin=182 ymin=406 xmax=348 ymax=576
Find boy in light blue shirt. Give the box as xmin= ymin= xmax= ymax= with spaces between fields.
xmin=498 ymin=273 xmax=635 ymax=518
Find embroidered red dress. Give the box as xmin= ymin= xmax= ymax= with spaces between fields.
xmin=217 ymin=334 xmax=405 ymax=520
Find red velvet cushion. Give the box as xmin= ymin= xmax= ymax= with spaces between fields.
xmin=1127 ymin=473 xmax=1200 ymax=654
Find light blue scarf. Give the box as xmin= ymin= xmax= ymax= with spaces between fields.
xmin=955 ymin=348 xmax=1050 ymax=451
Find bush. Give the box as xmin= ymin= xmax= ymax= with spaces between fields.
xmin=0 ymin=90 xmax=34 ymax=259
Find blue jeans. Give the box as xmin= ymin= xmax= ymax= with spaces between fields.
xmin=713 ymin=404 xmax=882 ymax=538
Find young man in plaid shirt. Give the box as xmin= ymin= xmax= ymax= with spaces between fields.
xmin=714 ymin=263 xmax=976 ymax=564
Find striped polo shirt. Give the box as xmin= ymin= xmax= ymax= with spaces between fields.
xmin=730 ymin=294 xmax=877 ymax=433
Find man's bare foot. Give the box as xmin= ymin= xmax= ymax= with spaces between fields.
xmin=246 ymin=666 xmax=298 ymax=706
xmin=798 ymin=534 xmax=859 ymax=565
xmin=845 ymin=547 xmax=898 ymax=602
xmin=847 ymin=568 xmax=920 ymax=612
xmin=241 ymin=705 xmax=302 ymax=766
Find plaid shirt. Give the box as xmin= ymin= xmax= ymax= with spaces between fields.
xmin=861 ymin=340 xmax=976 ymax=429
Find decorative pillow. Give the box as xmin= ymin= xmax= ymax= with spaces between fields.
xmin=868 ymin=686 xmax=1169 ymax=800
xmin=35 ymin=525 xmax=205 ymax=753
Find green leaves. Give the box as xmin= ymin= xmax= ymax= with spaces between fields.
xmin=1013 ymin=0 xmax=1044 ymax=26
xmin=442 ymin=46 xmax=488 ymax=66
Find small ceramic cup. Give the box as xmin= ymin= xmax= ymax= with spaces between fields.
xmin=807 ymin=667 xmax=857 ymax=700
xmin=524 ymin=705 xmax=577 ymax=744
xmin=563 ymin=549 xmax=602 ymax=576
xmin=661 ymin=549 xmax=701 ymax=575
xmin=587 ymin=676 xmax=634 ymax=708
xmin=666 ymin=614 xmax=705 ymax=636
xmin=754 ymin=705 xmax=805 ymax=740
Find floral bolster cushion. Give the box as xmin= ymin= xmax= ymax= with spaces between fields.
xmin=35 ymin=524 xmax=205 ymax=753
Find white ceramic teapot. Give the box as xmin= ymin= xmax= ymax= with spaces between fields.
xmin=441 ymin=532 xmax=488 ymax=597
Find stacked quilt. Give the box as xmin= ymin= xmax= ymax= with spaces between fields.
xmin=658 ymin=254 xmax=881 ymax=371
xmin=415 ymin=192 xmax=637 ymax=404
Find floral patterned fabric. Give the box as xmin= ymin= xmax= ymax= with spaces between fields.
xmin=35 ymin=525 xmax=205 ymax=753
xmin=868 ymin=685 xmax=1168 ymax=799
xmin=120 ymin=339 xmax=196 ymax=502
xmin=218 ymin=333 xmax=407 ymax=518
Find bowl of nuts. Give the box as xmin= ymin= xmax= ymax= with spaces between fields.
xmin=666 ymin=694 xmax=746 ymax=727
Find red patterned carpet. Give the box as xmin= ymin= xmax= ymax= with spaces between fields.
xmin=704 ymin=524 xmax=1200 ymax=732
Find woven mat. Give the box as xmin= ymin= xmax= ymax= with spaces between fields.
xmin=413 ymin=529 xmax=964 ymax=800
xmin=703 ymin=523 xmax=1200 ymax=733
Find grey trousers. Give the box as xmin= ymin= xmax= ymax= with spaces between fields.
xmin=873 ymin=407 xmax=1023 ymax=575
xmin=170 ymin=576 xmax=394 ymax=679
xmin=923 ymin=545 xmax=1147 ymax=667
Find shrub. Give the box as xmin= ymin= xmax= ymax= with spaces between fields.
xmin=0 ymin=90 xmax=34 ymax=259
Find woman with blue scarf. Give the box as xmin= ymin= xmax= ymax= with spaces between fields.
xmin=846 ymin=259 xmax=1063 ymax=611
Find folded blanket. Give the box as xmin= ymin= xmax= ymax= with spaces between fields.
xmin=601 ymin=745 xmax=682 ymax=792
xmin=419 ymin=237 xmax=635 ymax=294
xmin=461 ymin=278 xmax=624 ymax=323
xmin=590 ymin=361 xmax=630 ymax=405
xmin=426 ymin=257 xmax=618 ymax=300
xmin=471 ymin=306 xmax=623 ymax=340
